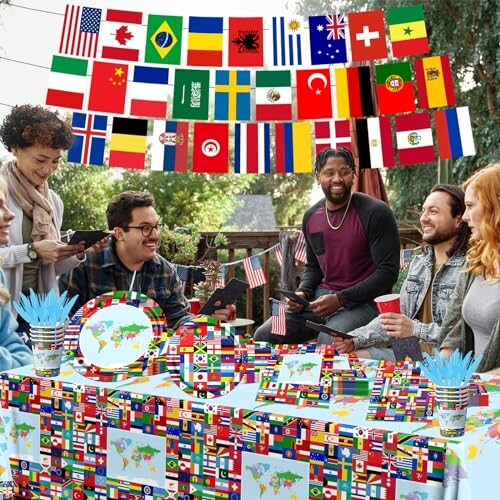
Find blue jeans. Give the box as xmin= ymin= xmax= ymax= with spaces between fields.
xmin=253 ymin=288 xmax=378 ymax=344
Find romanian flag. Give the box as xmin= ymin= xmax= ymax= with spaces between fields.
xmin=275 ymin=122 xmax=313 ymax=174
xmin=187 ymin=16 xmax=223 ymax=66
xmin=387 ymin=5 xmax=429 ymax=57
xmin=415 ymin=55 xmax=456 ymax=109
xmin=435 ymin=107 xmax=476 ymax=159
xmin=375 ymin=62 xmax=416 ymax=115
xmin=109 ymin=117 xmax=147 ymax=169
xmin=334 ymin=66 xmax=374 ymax=119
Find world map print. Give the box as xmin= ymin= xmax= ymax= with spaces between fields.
xmin=242 ymin=453 xmax=308 ymax=500
xmin=0 ymin=410 xmax=40 ymax=464
xmin=79 ymin=304 xmax=152 ymax=368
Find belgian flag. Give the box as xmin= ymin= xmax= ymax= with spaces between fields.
xmin=109 ymin=118 xmax=148 ymax=169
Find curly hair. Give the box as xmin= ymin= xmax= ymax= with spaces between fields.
xmin=314 ymin=147 xmax=356 ymax=175
xmin=0 ymin=176 xmax=11 ymax=305
xmin=0 ymin=104 xmax=73 ymax=152
xmin=106 ymin=191 xmax=156 ymax=230
xmin=462 ymin=163 xmax=500 ymax=278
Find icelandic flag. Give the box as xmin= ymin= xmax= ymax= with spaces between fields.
xmin=67 ymin=112 xmax=107 ymax=166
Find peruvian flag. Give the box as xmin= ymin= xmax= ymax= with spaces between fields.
xmin=192 ymin=123 xmax=229 ymax=173
xmin=314 ymin=120 xmax=351 ymax=155
xmin=296 ymin=68 xmax=333 ymax=120
xmin=395 ymin=113 xmax=435 ymax=165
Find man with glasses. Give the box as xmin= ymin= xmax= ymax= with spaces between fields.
xmin=59 ymin=191 xmax=233 ymax=328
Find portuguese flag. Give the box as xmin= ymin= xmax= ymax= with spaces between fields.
xmin=387 ymin=5 xmax=429 ymax=57
xmin=375 ymin=62 xmax=416 ymax=115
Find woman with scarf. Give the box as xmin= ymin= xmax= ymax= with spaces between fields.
xmin=0 ymin=104 xmax=86 ymax=335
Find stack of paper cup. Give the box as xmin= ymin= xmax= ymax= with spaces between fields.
xmin=434 ymin=384 xmax=469 ymax=437
xmin=29 ymin=323 xmax=66 ymax=377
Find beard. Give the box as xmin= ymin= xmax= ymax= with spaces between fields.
xmin=422 ymin=227 xmax=457 ymax=246
xmin=322 ymin=184 xmax=351 ymax=206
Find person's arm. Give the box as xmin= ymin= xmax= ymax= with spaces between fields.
xmin=0 ymin=305 xmax=32 ymax=370
xmin=58 ymin=264 xmax=89 ymax=317
xmin=336 ymin=199 xmax=400 ymax=308
xmin=350 ymin=315 xmax=391 ymax=350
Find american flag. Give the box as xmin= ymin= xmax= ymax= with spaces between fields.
xmin=325 ymin=14 xmax=346 ymax=40
xmin=243 ymin=255 xmax=266 ymax=288
xmin=175 ymin=265 xmax=190 ymax=293
xmin=294 ymin=231 xmax=307 ymax=263
xmin=270 ymin=299 xmax=287 ymax=336
xmin=400 ymin=248 xmax=414 ymax=269
xmin=274 ymin=244 xmax=283 ymax=267
xmin=59 ymin=5 xmax=101 ymax=58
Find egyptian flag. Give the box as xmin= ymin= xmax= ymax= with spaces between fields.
xmin=356 ymin=117 xmax=394 ymax=169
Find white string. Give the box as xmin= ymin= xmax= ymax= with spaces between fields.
xmin=129 ymin=270 xmax=136 ymax=292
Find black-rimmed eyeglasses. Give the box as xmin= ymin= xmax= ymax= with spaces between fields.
xmin=125 ymin=223 xmax=165 ymax=237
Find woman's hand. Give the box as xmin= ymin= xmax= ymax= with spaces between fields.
xmin=33 ymin=240 xmax=85 ymax=264
xmin=332 ymin=336 xmax=354 ymax=354
xmin=379 ymin=312 xmax=413 ymax=338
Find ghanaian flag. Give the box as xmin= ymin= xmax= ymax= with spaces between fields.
xmin=387 ymin=5 xmax=430 ymax=57
xmin=109 ymin=118 xmax=148 ymax=169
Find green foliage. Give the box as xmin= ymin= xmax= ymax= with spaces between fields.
xmin=158 ymin=225 xmax=200 ymax=264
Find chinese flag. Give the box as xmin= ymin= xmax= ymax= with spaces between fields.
xmin=228 ymin=17 xmax=263 ymax=67
xmin=192 ymin=123 xmax=229 ymax=173
xmin=88 ymin=61 xmax=128 ymax=114
xmin=348 ymin=10 xmax=388 ymax=61
xmin=296 ymin=68 xmax=333 ymax=120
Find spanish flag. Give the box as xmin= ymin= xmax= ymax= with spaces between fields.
xmin=109 ymin=118 xmax=148 ymax=169
xmin=387 ymin=5 xmax=430 ymax=57
xmin=414 ymin=55 xmax=456 ymax=109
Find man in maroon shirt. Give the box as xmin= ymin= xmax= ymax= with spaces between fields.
xmin=254 ymin=147 xmax=400 ymax=344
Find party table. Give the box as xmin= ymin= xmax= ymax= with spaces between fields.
xmin=0 ymin=342 xmax=498 ymax=500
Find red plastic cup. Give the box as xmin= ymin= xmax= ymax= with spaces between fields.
xmin=227 ymin=308 xmax=237 ymax=321
xmin=188 ymin=298 xmax=201 ymax=315
xmin=374 ymin=293 xmax=401 ymax=314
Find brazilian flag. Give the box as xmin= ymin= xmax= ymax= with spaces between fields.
xmin=145 ymin=15 xmax=183 ymax=64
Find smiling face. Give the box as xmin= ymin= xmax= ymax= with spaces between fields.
xmin=420 ymin=191 xmax=462 ymax=246
xmin=13 ymin=144 xmax=63 ymax=187
xmin=0 ymin=185 xmax=15 ymax=246
xmin=113 ymin=205 xmax=161 ymax=270
xmin=463 ymin=186 xmax=485 ymax=238
xmin=316 ymin=156 xmax=354 ymax=209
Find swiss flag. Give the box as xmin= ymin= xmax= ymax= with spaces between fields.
xmin=348 ymin=10 xmax=388 ymax=61
xmin=296 ymin=68 xmax=332 ymax=120
xmin=192 ymin=123 xmax=229 ymax=173
xmin=228 ymin=17 xmax=263 ymax=67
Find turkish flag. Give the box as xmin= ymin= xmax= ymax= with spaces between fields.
xmin=228 ymin=17 xmax=263 ymax=67
xmin=192 ymin=123 xmax=229 ymax=173
xmin=296 ymin=68 xmax=332 ymax=120
xmin=348 ymin=10 xmax=388 ymax=61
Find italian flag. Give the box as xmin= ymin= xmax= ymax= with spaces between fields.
xmin=46 ymin=55 xmax=88 ymax=109
xmin=395 ymin=113 xmax=435 ymax=165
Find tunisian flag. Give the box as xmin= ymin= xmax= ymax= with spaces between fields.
xmin=296 ymin=68 xmax=333 ymax=120
xmin=192 ymin=123 xmax=229 ymax=173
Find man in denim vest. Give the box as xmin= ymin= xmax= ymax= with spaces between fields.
xmin=333 ymin=184 xmax=470 ymax=360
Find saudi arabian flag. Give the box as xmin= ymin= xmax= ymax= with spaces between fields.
xmin=145 ymin=14 xmax=183 ymax=64
xmin=172 ymin=69 xmax=210 ymax=120
xmin=388 ymin=5 xmax=429 ymax=57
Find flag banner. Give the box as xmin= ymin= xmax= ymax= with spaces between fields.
xmin=296 ymin=68 xmax=333 ymax=120
xmin=395 ymin=112 xmax=434 ymax=165
xmin=172 ymin=69 xmax=210 ymax=120
xmin=228 ymin=17 xmax=263 ymax=67
xmin=175 ymin=265 xmax=190 ymax=293
xmin=387 ymin=4 xmax=429 ymax=57
xmin=46 ymin=55 xmax=88 ymax=110
xmin=308 ymin=14 xmax=348 ymax=65
xmin=314 ymin=120 xmax=351 ymax=155
xmin=334 ymin=66 xmax=374 ymax=119
xmin=375 ymin=62 xmax=416 ymax=115
xmin=234 ymin=123 xmax=271 ymax=174
xmin=355 ymin=117 xmax=394 ymax=169
xmin=243 ymin=256 xmax=266 ymax=288
xmin=274 ymin=244 xmax=283 ymax=267
xmin=415 ymin=55 xmax=456 ymax=108
xmin=109 ymin=117 xmax=147 ymax=169
xmin=400 ymin=248 xmax=415 ymax=269
xmin=214 ymin=70 xmax=251 ymax=121
xmin=269 ymin=16 xmax=309 ymax=66
xmin=145 ymin=14 xmax=183 ymax=65
xmin=275 ymin=122 xmax=313 ymax=174
xmin=151 ymin=120 xmax=189 ymax=172
xmin=270 ymin=299 xmax=287 ymax=336
xmin=435 ymin=107 xmax=476 ymax=159
xmin=255 ymin=70 xmax=292 ymax=121
xmin=187 ymin=16 xmax=224 ymax=66
xmin=88 ymin=61 xmax=128 ymax=115
xmin=58 ymin=5 xmax=101 ymax=58
xmin=192 ymin=122 xmax=229 ymax=173
xmin=127 ymin=66 xmax=169 ymax=119
xmin=99 ymin=9 xmax=144 ymax=62
xmin=67 ymin=112 xmax=107 ymax=166
xmin=294 ymin=231 xmax=307 ymax=263
xmin=348 ymin=10 xmax=388 ymax=61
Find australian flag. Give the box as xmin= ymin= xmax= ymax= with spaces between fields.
xmin=308 ymin=14 xmax=348 ymax=65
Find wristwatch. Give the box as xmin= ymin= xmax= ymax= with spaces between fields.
xmin=27 ymin=243 xmax=38 ymax=260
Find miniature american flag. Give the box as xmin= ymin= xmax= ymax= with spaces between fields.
xmin=175 ymin=264 xmax=190 ymax=293
xmin=243 ymin=255 xmax=266 ymax=288
xmin=274 ymin=244 xmax=283 ymax=267
xmin=270 ymin=300 xmax=287 ymax=336
xmin=294 ymin=231 xmax=307 ymax=263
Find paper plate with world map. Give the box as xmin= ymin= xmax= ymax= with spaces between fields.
xmin=64 ymin=290 xmax=167 ymax=381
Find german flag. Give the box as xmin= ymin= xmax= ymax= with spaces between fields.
xmin=334 ymin=66 xmax=374 ymax=119
xmin=109 ymin=118 xmax=147 ymax=169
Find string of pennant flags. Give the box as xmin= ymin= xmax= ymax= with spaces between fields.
xmin=41 ymin=4 xmax=475 ymax=172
